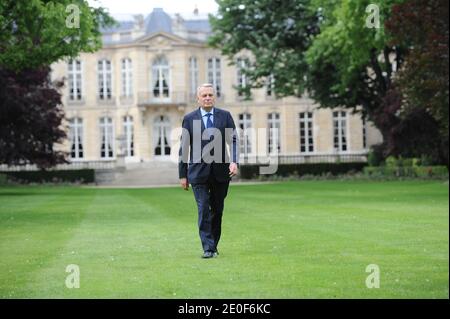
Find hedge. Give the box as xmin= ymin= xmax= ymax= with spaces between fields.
xmin=239 ymin=162 xmax=367 ymax=179
xmin=363 ymin=166 xmax=448 ymax=179
xmin=0 ymin=169 xmax=95 ymax=184
xmin=0 ymin=173 xmax=7 ymax=185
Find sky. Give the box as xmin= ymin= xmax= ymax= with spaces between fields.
xmin=87 ymin=0 xmax=219 ymax=19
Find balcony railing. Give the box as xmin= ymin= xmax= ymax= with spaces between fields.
xmin=97 ymin=96 xmax=116 ymax=105
xmin=0 ymin=160 xmax=117 ymax=172
xmin=66 ymin=97 xmax=86 ymax=106
xmin=239 ymin=153 xmax=368 ymax=165
xmin=138 ymin=91 xmax=226 ymax=106
xmin=138 ymin=91 xmax=188 ymax=105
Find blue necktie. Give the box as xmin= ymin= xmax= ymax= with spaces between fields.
xmin=205 ymin=113 xmax=213 ymax=128
xmin=205 ymin=113 xmax=214 ymax=158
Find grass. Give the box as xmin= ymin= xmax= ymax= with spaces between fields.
xmin=0 ymin=180 xmax=448 ymax=298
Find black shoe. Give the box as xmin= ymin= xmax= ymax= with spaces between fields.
xmin=202 ymin=251 xmax=214 ymax=258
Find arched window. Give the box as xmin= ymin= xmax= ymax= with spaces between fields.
xmin=299 ymin=112 xmax=314 ymax=153
xmin=100 ymin=117 xmax=114 ymax=158
xmin=268 ymin=113 xmax=281 ymax=154
xmin=333 ymin=111 xmax=348 ymax=152
xmin=69 ymin=118 xmax=83 ymax=158
xmin=238 ymin=113 xmax=252 ymax=155
xmin=152 ymin=56 xmax=169 ymax=98
xmin=153 ymin=115 xmax=171 ymax=156
xmin=123 ymin=115 xmax=134 ymax=157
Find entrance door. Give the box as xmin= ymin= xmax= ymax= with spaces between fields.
xmin=154 ymin=115 xmax=171 ymax=157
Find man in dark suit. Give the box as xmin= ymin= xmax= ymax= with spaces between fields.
xmin=179 ymin=83 xmax=239 ymax=258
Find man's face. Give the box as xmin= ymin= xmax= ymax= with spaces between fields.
xmin=197 ymin=87 xmax=215 ymax=109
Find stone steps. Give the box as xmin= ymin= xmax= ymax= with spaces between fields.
xmin=96 ymin=161 xmax=179 ymax=186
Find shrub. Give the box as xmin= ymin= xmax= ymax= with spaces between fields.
xmin=385 ymin=156 xmax=398 ymax=167
xmin=0 ymin=173 xmax=7 ymax=185
xmin=239 ymin=163 xmax=367 ymax=179
xmin=0 ymin=169 xmax=95 ymax=184
xmin=367 ymin=144 xmax=385 ymax=167
xmin=402 ymin=158 xmax=414 ymax=167
xmin=363 ymin=166 xmax=448 ymax=179
xmin=420 ymin=154 xmax=434 ymax=166
xmin=412 ymin=158 xmax=421 ymax=167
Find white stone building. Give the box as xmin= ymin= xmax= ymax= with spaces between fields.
xmin=50 ymin=8 xmax=382 ymax=175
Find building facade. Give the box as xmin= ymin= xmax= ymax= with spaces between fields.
xmin=51 ymin=8 xmax=382 ymax=167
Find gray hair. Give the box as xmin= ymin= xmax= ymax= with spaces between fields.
xmin=197 ymin=83 xmax=215 ymax=96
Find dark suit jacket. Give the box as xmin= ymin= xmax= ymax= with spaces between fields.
xmin=178 ymin=107 xmax=239 ymax=184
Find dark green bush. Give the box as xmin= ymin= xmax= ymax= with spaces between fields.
xmin=0 ymin=173 xmax=7 ymax=185
xmin=363 ymin=166 xmax=448 ymax=179
xmin=239 ymin=163 xmax=367 ymax=179
xmin=367 ymin=144 xmax=385 ymax=166
xmin=0 ymin=169 xmax=95 ymax=184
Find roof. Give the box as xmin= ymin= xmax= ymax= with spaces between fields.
xmin=100 ymin=8 xmax=211 ymax=43
xmin=184 ymin=19 xmax=211 ymax=33
xmin=101 ymin=20 xmax=134 ymax=34
xmin=144 ymin=8 xmax=173 ymax=34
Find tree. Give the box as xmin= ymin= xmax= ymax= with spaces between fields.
xmin=209 ymin=0 xmax=448 ymax=164
xmin=0 ymin=67 xmax=67 ymax=167
xmin=0 ymin=0 xmax=115 ymax=168
xmin=385 ymin=0 xmax=449 ymax=165
xmin=0 ymin=0 xmax=115 ymax=71
xmin=374 ymin=86 xmax=445 ymax=164
xmin=210 ymin=0 xmax=404 ymax=136
xmin=209 ymin=0 xmax=321 ymax=97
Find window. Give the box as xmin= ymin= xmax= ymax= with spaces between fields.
xmin=238 ymin=113 xmax=252 ymax=155
xmin=123 ymin=116 xmax=134 ymax=157
xmin=100 ymin=117 xmax=114 ymax=158
xmin=362 ymin=116 xmax=367 ymax=149
xmin=207 ymin=57 xmax=221 ymax=97
xmin=268 ymin=113 xmax=281 ymax=154
xmin=152 ymin=56 xmax=169 ymax=98
xmin=154 ymin=115 xmax=171 ymax=156
xmin=333 ymin=111 xmax=347 ymax=152
xmin=121 ymin=58 xmax=133 ymax=97
xmin=236 ymin=57 xmax=249 ymax=96
xmin=299 ymin=112 xmax=314 ymax=153
xmin=266 ymin=74 xmax=275 ymax=97
xmin=189 ymin=57 xmax=198 ymax=98
xmin=68 ymin=59 xmax=82 ymax=100
xmin=69 ymin=118 xmax=83 ymax=159
xmin=98 ymin=59 xmax=112 ymax=99
xmin=120 ymin=32 xmax=132 ymax=41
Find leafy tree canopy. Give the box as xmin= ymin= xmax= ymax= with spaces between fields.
xmin=0 ymin=0 xmax=115 ymax=168
xmin=0 ymin=0 xmax=116 ymax=71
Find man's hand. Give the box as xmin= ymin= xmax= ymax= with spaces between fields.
xmin=180 ymin=178 xmax=189 ymax=191
xmin=229 ymin=162 xmax=238 ymax=178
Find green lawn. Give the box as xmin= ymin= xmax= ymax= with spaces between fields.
xmin=0 ymin=180 xmax=448 ymax=298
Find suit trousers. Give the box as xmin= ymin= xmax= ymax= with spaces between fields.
xmin=191 ymin=168 xmax=230 ymax=253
